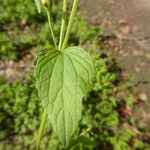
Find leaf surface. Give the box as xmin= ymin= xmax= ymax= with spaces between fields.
xmin=34 ymin=46 xmax=95 ymax=146
xmin=34 ymin=0 xmax=41 ymax=13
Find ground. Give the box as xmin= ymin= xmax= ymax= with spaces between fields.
xmin=81 ymin=0 xmax=150 ymax=125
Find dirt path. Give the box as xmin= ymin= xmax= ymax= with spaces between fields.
xmin=81 ymin=0 xmax=150 ymax=37
xmin=80 ymin=0 xmax=150 ymax=125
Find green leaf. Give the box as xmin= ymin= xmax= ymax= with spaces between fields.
xmin=68 ymin=136 xmax=96 ymax=149
xmin=34 ymin=46 xmax=95 ymax=147
xmin=76 ymin=136 xmax=96 ymax=145
xmin=34 ymin=0 xmax=41 ymax=13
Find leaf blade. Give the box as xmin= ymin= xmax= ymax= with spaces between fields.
xmin=34 ymin=0 xmax=41 ymax=13
xmin=34 ymin=46 xmax=95 ymax=147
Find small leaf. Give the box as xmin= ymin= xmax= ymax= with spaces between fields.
xmin=34 ymin=46 xmax=95 ymax=147
xmin=34 ymin=0 xmax=41 ymax=13
xmin=76 ymin=136 xmax=96 ymax=145
xmin=67 ymin=136 xmax=96 ymax=149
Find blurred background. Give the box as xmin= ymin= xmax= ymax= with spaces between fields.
xmin=0 ymin=0 xmax=150 ymax=149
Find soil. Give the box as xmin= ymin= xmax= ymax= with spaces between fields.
xmin=80 ymin=0 xmax=150 ymax=126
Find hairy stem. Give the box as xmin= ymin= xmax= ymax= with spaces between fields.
xmin=58 ymin=0 xmax=68 ymax=50
xmin=61 ymin=0 xmax=79 ymax=51
xmin=46 ymin=8 xmax=57 ymax=48
xmin=36 ymin=109 xmax=47 ymax=150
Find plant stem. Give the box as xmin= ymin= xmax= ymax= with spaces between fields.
xmin=58 ymin=0 xmax=68 ymax=50
xmin=46 ymin=8 xmax=57 ymax=48
xmin=36 ymin=109 xmax=47 ymax=150
xmin=61 ymin=0 xmax=79 ymax=51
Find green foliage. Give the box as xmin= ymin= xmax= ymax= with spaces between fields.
xmin=134 ymin=139 xmax=150 ymax=150
xmin=34 ymin=0 xmax=42 ymax=13
xmin=0 ymin=0 xmax=44 ymax=27
xmin=34 ymin=46 xmax=95 ymax=146
xmin=125 ymin=94 xmax=136 ymax=106
xmin=0 ymin=0 xmax=46 ymax=60
xmin=73 ymin=15 xmax=103 ymax=44
xmin=0 ymin=33 xmax=17 ymax=60
xmin=108 ymin=129 xmax=136 ymax=150
xmin=0 ymin=76 xmax=41 ymax=149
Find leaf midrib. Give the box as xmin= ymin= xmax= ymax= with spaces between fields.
xmin=61 ymin=53 xmax=67 ymax=145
